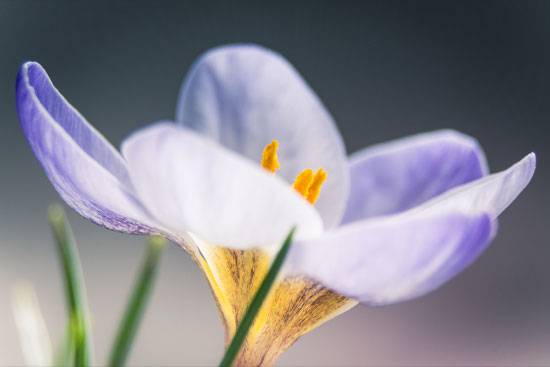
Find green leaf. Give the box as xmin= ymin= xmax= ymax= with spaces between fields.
xmin=219 ymin=227 xmax=296 ymax=367
xmin=48 ymin=204 xmax=93 ymax=367
xmin=108 ymin=235 xmax=166 ymax=367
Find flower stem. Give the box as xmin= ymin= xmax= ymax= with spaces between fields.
xmin=48 ymin=205 xmax=93 ymax=367
xmin=108 ymin=235 xmax=166 ymax=367
xmin=219 ymin=227 xmax=296 ymax=367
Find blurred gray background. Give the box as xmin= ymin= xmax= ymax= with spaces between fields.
xmin=0 ymin=1 xmax=549 ymax=366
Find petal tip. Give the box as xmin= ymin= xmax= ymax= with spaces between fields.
xmin=200 ymin=43 xmax=276 ymax=59
xmin=18 ymin=60 xmax=38 ymax=75
xmin=526 ymin=151 xmax=537 ymax=167
xmin=523 ymin=152 xmax=537 ymax=183
xmin=21 ymin=60 xmax=41 ymax=70
xmin=519 ymin=152 xmax=537 ymax=181
xmin=17 ymin=61 xmax=47 ymax=87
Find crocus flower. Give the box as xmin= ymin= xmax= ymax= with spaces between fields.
xmin=17 ymin=44 xmax=535 ymax=366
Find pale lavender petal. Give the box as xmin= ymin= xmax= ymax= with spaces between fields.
xmin=288 ymin=212 xmax=492 ymax=305
xmin=121 ymin=122 xmax=323 ymax=249
xmin=342 ymin=130 xmax=488 ymax=224
xmin=288 ymin=153 xmax=535 ymax=305
xmin=176 ymin=44 xmax=349 ymax=229
xmin=17 ymin=62 xmax=157 ymax=234
xmin=413 ymin=153 xmax=536 ymax=220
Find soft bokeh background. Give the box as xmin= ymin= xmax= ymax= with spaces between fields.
xmin=1 ymin=1 xmax=549 ymax=366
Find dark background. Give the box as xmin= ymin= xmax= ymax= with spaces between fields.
xmin=0 ymin=1 xmax=548 ymax=365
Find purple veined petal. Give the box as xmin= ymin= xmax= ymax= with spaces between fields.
xmin=287 ymin=211 xmax=493 ymax=305
xmin=342 ymin=130 xmax=488 ymax=224
xmin=18 ymin=62 xmax=132 ymax=187
xmin=176 ymin=44 xmax=349 ymax=229
xmin=121 ymin=122 xmax=324 ymax=249
xmin=16 ymin=62 xmax=159 ymax=234
xmin=412 ymin=153 xmax=536 ymax=220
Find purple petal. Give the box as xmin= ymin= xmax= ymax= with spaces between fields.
xmin=288 ymin=153 xmax=535 ymax=305
xmin=288 ymin=212 xmax=492 ymax=305
xmin=413 ymin=153 xmax=536 ymax=220
xmin=16 ymin=62 xmax=157 ymax=234
xmin=176 ymin=44 xmax=349 ymax=229
xmin=342 ymin=130 xmax=488 ymax=224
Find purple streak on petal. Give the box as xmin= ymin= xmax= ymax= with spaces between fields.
xmin=342 ymin=130 xmax=488 ymax=224
xmin=16 ymin=62 xmax=157 ymax=234
xmin=176 ymin=44 xmax=349 ymax=229
xmin=288 ymin=212 xmax=492 ymax=306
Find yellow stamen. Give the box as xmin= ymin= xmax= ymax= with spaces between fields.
xmin=262 ymin=141 xmax=327 ymax=205
xmin=292 ymin=169 xmax=314 ymax=197
xmin=306 ymin=168 xmax=327 ymax=204
xmin=261 ymin=140 xmax=280 ymax=174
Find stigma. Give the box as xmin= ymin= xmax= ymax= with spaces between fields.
xmin=261 ymin=140 xmax=326 ymax=205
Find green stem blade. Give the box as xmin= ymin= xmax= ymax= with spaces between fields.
xmin=219 ymin=227 xmax=296 ymax=367
xmin=108 ymin=235 xmax=166 ymax=367
xmin=48 ymin=204 xmax=93 ymax=367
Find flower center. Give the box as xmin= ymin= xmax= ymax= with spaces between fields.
xmin=190 ymin=141 xmax=350 ymax=367
xmin=261 ymin=140 xmax=327 ymax=204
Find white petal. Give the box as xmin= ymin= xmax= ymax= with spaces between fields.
xmin=122 ymin=122 xmax=323 ymax=249
xmin=176 ymin=44 xmax=349 ymax=228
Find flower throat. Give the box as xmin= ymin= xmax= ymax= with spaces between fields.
xmin=192 ymin=140 xmax=352 ymax=367
xmin=261 ymin=140 xmax=327 ymax=204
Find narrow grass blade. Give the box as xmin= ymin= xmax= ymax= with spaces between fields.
xmin=48 ymin=204 xmax=93 ymax=367
xmin=11 ymin=281 xmax=53 ymax=367
xmin=219 ymin=227 xmax=296 ymax=367
xmin=108 ymin=235 xmax=166 ymax=367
